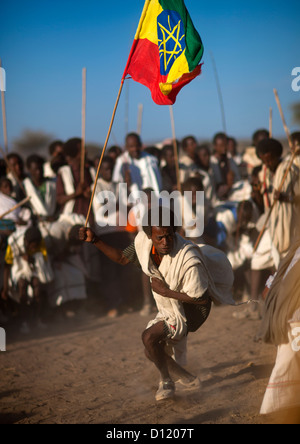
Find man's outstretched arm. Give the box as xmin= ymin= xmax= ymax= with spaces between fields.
xmin=79 ymin=227 xmax=130 ymax=266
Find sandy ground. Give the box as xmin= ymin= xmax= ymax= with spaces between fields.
xmin=0 ymin=304 xmax=281 ymax=425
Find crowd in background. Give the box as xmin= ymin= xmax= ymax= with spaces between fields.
xmin=0 ymin=129 xmax=300 ymax=334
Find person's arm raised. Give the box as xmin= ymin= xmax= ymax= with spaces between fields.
xmin=78 ymin=227 xmax=130 ymax=266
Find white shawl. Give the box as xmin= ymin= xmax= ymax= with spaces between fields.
xmin=23 ymin=178 xmax=56 ymax=217
xmin=135 ymin=232 xmax=234 ymax=340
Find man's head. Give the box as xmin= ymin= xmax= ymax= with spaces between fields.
xmin=182 ymin=136 xmax=197 ymax=160
xmin=162 ymin=145 xmax=175 ymax=168
xmin=237 ymin=200 xmax=253 ymax=230
xmin=24 ymin=226 xmax=42 ymax=253
xmin=108 ymin=145 xmax=122 ymax=163
xmin=49 ymin=140 xmax=64 ymax=159
xmin=227 ymin=137 xmax=238 ymax=157
xmin=100 ymin=156 xmax=114 ymax=182
xmin=197 ymin=145 xmax=211 ymax=170
xmin=256 ymin=138 xmax=283 ymax=173
xmin=182 ymin=177 xmax=204 ymax=206
xmin=142 ymin=207 xmax=177 ymax=256
xmin=26 ymin=155 xmax=44 ymax=184
xmin=291 ymin=132 xmax=300 ymax=154
xmin=213 ymin=132 xmax=228 ymax=157
xmin=63 ymin=138 xmax=82 ymax=166
xmin=7 ymin=153 xmax=24 ymax=179
xmin=125 ymin=133 xmax=142 ymax=160
xmin=252 ymin=129 xmax=269 ymax=148
xmin=0 ymin=177 xmax=13 ymax=196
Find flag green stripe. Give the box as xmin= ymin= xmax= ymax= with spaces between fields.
xmin=158 ymin=0 xmax=204 ymax=71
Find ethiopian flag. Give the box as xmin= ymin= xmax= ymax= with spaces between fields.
xmin=123 ymin=0 xmax=204 ymax=105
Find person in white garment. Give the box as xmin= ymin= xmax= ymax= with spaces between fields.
xmin=112 ymin=133 xmax=162 ymax=197
xmin=259 ymin=241 xmax=300 ymax=422
xmin=78 ymin=206 xmax=234 ymax=402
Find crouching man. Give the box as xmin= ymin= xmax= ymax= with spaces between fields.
xmin=79 ymin=207 xmax=234 ymax=401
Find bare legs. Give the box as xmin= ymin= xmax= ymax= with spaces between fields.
xmin=142 ymin=321 xmax=196 ymax=383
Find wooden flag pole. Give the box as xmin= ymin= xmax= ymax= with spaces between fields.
xmin=210 ymin=52 xmax=227 ymax=133
xmin=80 ymin=67 xmax=87 ymax=184
xmin=0 ymin=59 xmax=8 ymax=154
xmin=169 ymin=105 xmax=182 ymax=194
xmin=253 ymin=90 xmax=296 ymax=252
xmin=269 ymin=107 xmax=273 ymax=138
xmin=85 ymin=0 xmax=151 ymax=227
xmin=137 ymin=103 xmax=143 ymax=135
xmin=84 ymin=79 xmax=125 ymax=227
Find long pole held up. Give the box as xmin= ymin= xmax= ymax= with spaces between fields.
xmin=269 ymin=107 xmax=273 ymax=138
xmin=210 ymin=51 xmax=227 ymax=134
xmin=273 ymin=89 xmax=293 ymax=149
xmin=253 ymin=89 xmax=296 ymax=253
xmin=169 ymin=105 xmax=182 ymax=194
xmin=81 ymin=67 xmax=87 ymax=184
xmin=84 ymin=0 xmax=151 ymax=227
xmin=0 ymin=59 xmax=8 ymax=154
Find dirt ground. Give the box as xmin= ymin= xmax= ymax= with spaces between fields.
xmin=0 ymin=303 xmax=283 ymax=425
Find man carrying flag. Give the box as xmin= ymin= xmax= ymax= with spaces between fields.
xmin=123 ymin=0 xmax=204 ymax=105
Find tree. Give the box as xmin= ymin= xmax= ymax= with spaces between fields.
xmin=12 ymin=129 xmax=54 ymax=158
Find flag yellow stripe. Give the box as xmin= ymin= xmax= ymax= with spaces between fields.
xmin=138 ymin=0 xmax=163 ymax=45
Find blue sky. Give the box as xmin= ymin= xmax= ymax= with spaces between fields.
xmin=0 ymin=0 xmax=300 ymax=150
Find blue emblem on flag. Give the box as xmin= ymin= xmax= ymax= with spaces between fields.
xmin=157 ymin=10 xmax=186 ymax=76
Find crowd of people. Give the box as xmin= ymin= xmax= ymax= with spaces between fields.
xmin=0 ymin=129 xmax=300 ymax=339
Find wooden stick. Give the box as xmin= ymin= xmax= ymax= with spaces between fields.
xmin=0 ymin=196 xmax=31 ymax=220
xmin=81 ymin=67 xmax=87 ymax=184
xmin=137 ymin=103 xmax=143 ymax=135
xmin=210 ymin=52 xmax=227 ymax=133
xmin=85 ymin=0 xmax=151 ymax=227
xmin=169 ymin=105 xmax=182 ymax=194
xmin=274 ymin=89 xmax=293 ymax=149
xmin=269 ymin=107 xmax=273 ymax=138
xmin=85 ymin=79 xmax=125 ymax=227
xmin=0 ymin=59 xmax=8 ymax=154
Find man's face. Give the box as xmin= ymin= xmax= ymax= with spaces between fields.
xmin=151 ymin=226 xmax=175 ymax=256
xmin=198 ymin=148 xmax=210 ymax=169
xmin=8 ymin=156 xmax=23 ymax=178
xmin=126 ymin=136 xmax=142 ymax=160
xmin=100 ymin=161 xmax=112 ymax=182
xmin=25 ymin=240 xmax=40 ymax=255
xmin=0 ymin=181 xmax=12 ymax=196
xmin=164 ymin=150 xmax=175 ymax=168
xmin=29 ymin=162 xmax=43 ymax=183
xmin=259 ymin=152 xmax=280 ymax=173
xmin=53 ymin=144 xmax=64 ymax=158
xmin=184 ymin=138 xmax=197 ymax=158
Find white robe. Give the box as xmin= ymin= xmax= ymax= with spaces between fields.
xmin=7 ymin=228 xmax=54 ymax=296
xmin=112 ymin=151 xmax=162 ymax=195
xmin=23 ymin=178 xmax=57 ymax=217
